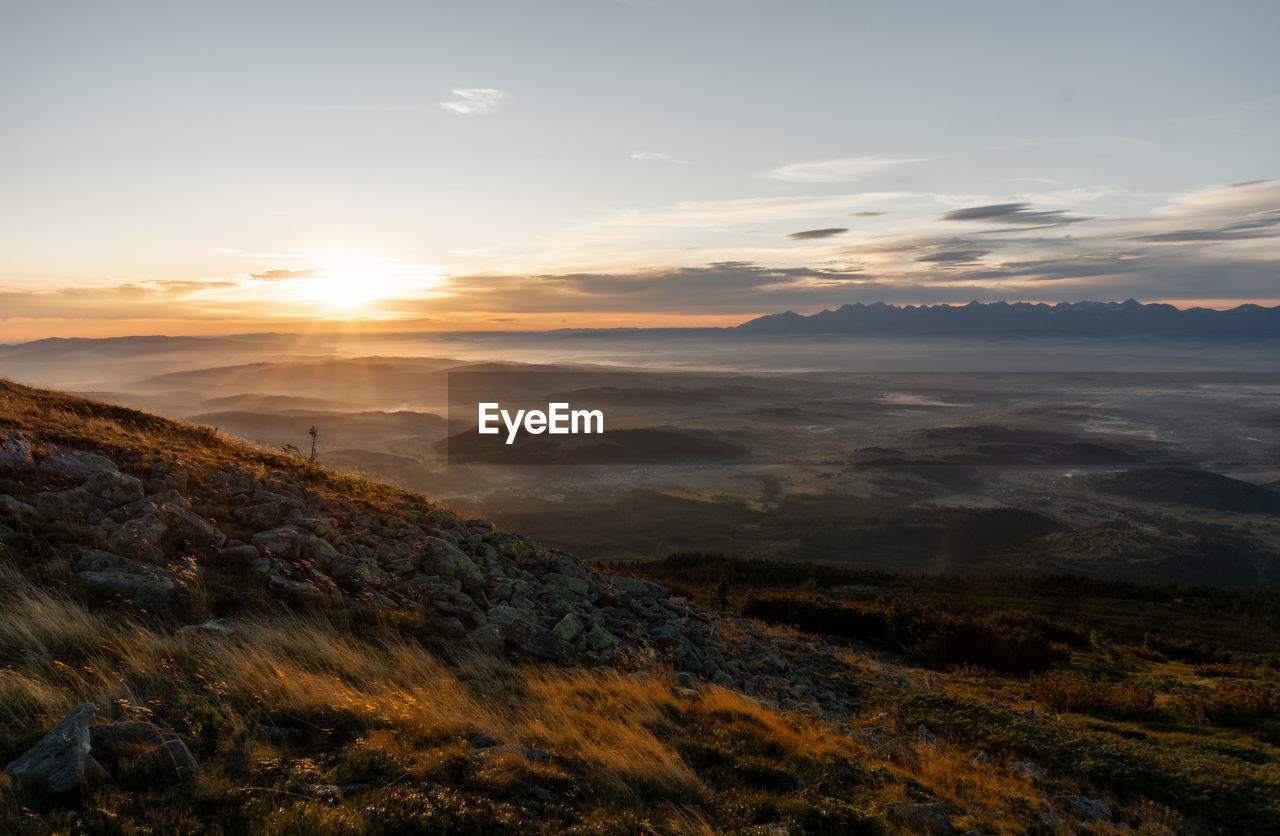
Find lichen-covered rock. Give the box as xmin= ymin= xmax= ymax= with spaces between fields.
xmin=553 ymin=612 xmax=583 ymax=642
xmin=0 ymin=432 xmax=35 ymax=471
xmin=38 ymin=449 xmax=117 ymax=482
xmin=4 ymin=703 xmax=96 ymax=792
xmin=108 ymin=515 xmax=170 ymax=562
xmin=421 ymin=536 xmax=485 ymax=593
xmin=31 ymin=487 xmax=92 ymax=517
xmin=76 ymin=550 xmax=184 ymax=612
xmin=82 ymin=469 xmax=146 ymax=510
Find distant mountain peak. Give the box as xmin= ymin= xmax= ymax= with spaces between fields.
xmin=736 ymin=300 xmax=1280 ymax=338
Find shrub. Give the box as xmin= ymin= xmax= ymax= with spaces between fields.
xmin=1174 ymin=682 xmax=1280 ymax=727
xmin=739 ymin=593 xmax=1078 ymax=674
xmin=1029 ymin=671 xmax=1156 ymax=720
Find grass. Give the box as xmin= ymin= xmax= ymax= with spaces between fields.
xmin=627 ymin=552 xmax=1280 ymax=834
xmin=3 ymin=380 xmax=1277 ymax=833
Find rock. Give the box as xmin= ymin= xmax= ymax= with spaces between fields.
xmin=971 ymin=750 xmax=990 ymax=766
xmin=38 ymin=449 xmax=117 ymax=482
xmin=304 ymin=782 xmax=343 ymax=800
xmin=76 ymin=550 xmax=183 ymax=612
xmin=82 ymin=470 xmax=146 ymax=511
xmin=583 ymin=625 xmax=620 ymax=651
xmin=144 ymin=460 xmax=189 ymax=494
xmin=468 ymin=622 xmax=507 ymax=653
xmin=848 ymin=726 xmax=893 ymax=745
xmin=217 ymin=542 xmax=260 ymax=564
xmin=547 ymin=573 xmax=590 ymax=599
xmin=885 ymin=802 xmax=950 ymax=831
xmin=176 ymin=617 xmax=239 ymax=641
xmin=255 ymin=725 xmax=301 ymax=744
xmin=0 ymin=432 xmax=36 ymax=471
xmin=170 ymin=510 xmax=227 ymax=550
xmin=32 ymin=487 xmax=92 ymax=517
xmin=1010 ymin=760 xmax=1045 ymax=787
xmin=88 ymin=721 xmax=166 ymax=762
xmin=108 ymin=516 xmax=169 ymax=562
xmin=421 ymin=537 xmax=485 ymax=593
xmin=745 ymin=824 xmax=789 ymax=836
xmin=605 ymin=575 xmax=668 ymax=600
xmin=918 ymin=723 xmax=939 ymax=747
xmin=0 ymin=494 xmax=37 ymax=517
xmin=252 ymin=526 xmax=310 ymax=561
xmin=508 ymin=621 xmax=573 ymax=663
xmin=130 ymin=738 xmax=200 ymax=781
xmin=1053 ymin=794 xmax=1111 ymax=823
xmin=553 ymin=612 xmax=583 ymax=642
xmin=474 ymin=744 xmax=551 ymax=763
xmin=268 ymin=575 xmax=337 ymax=606
xmin=4 ymin=703 xmax=96 ymax=792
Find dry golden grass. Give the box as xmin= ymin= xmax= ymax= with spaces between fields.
xmin=0 ymin=378 xmax=431 ymax=514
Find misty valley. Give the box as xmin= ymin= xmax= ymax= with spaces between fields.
xmin=7 ymin=330 xmax=1277 ymax=587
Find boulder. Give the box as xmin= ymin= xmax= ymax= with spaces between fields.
xmin=76 ymin=550 xmax=182 ymax=612
xmin=82 ymin=470 xmax=146 ymax=511
xmin=88 ymin=721 xmax=167 ymax=762
xmin=31 ymin=488 xmax=92 ymax=517
xmin=605 ymin=574 xmax=668 ymax=601
xmin=1010 ymin=760 xmax=1045 ymax=787
xmin=547 ymin=573 xmax=590 ymax=599
xmin=0 ymin=494 xmax=37 ymax=517
xmin=38 ymin=449 xmax=117 ymax=482
xmin=176 ymin=617 xmax=240 ymax=641
xmin=0 ymin=432 xmax=35 ymax=471
xmin=421 ymin=537 xmax=485 ymax=593
xmin=4 ymin=703 xmax=96 ymax=792
xmin=130 ymin=738 xmax=200 ymax=781
xmin=1053 ymin=795 xmax=1111 ymax=823
xmin=884 ymin=802 xmax=950 ymax=831
xmin=107 ymin=516 xmax=169 ymax=562
xmin=553 ymin=612 xmax=583 ymax=642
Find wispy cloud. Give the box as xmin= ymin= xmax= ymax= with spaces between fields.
xmin=439 ymin=88 xmax=505 ymax=115
xmin=617 ymin=192 xmax=915 ymax=227
xmin=630 ymin=151 xmax=689 ymax=164
xmin=939 ymin=202 xmax=1090 ymax=226
xmin=769 ymin=155 xmax=928 ymax=183
xmin=787 ymin=228 xmax=848 ymax=240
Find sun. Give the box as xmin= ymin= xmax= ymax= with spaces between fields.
xmin=306 ymin=267 xmax=382 ymax=311
xmin=285 ymin=257 xmax=437 ymax=318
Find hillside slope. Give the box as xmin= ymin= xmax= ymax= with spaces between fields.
xmin=0 ymin=379 xmax=1273 ymax=834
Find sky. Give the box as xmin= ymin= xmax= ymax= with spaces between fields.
xmin=1 ymin=0 xmax=1278 ymax=339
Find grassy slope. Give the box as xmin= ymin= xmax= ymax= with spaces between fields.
xmin=624 ymin=553 xmax=1280 ymax=833
xmin=0 ymin=379 xmax=1272 ymax=833
xmin=0 ymin=380 xmax=1074 ymax=835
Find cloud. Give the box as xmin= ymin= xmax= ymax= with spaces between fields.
xmin=439 ymin=88 xmax=505 ymax=115
xmin=915 ymin=249 xmax=989 ymax=263
xmin=939 ymin=202 xmax=1090 ymax=226
xmin=630 ymin=151 xmax=689 ymax=164
xmin=617 ymin=192 xmax=914 ymax=226
xmin=248 ymin=268 xmax=323 ymax=281
xmin=849 ymin=211 xmax=888 ymax=217
xmin=787 ymin=228 xmax=848 ymax=240
xmin=769 ymin=155 xmax=928 ymax=183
